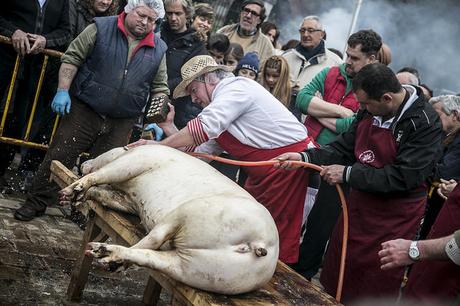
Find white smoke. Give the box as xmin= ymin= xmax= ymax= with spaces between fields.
xmin=276 ymin=0 xmax=460 ymax=95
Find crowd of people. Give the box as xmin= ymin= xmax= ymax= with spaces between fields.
xmin=0 ymin=0 xmax=459 ymax=304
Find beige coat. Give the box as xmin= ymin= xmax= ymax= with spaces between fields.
xmin=218 ymin=24 xmax=273 ymax=64
xmin=282 ymin=47 xmax=343 ymax=90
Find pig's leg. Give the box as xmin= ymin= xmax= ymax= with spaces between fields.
xmin=85 ymin=185 xmax=137 ymax=214
xmin=81 ymin=147 xmax=128 ymax=175
xmin=61 ymin=150 xmax=157 ymax=200
xmin=87 ymin=243 xmax=183 ymax=275
xmin=130 ymin=223 xmax=176 ymax=250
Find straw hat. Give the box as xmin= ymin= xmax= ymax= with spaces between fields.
xmin=173 ymin=55 xmax=233 ymax=99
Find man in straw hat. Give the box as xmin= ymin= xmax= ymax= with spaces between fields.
xmin=128 ymin=54 xmax=316 ymax=264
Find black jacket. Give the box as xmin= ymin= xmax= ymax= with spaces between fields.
xmin=305 ymin=86 xmax=443 ymax=194
xmin=437 ymin=132 xmax=460 ymax=180
xmin=0 ymin=0 xmax=70 ymax=49
xmin=160 ymin=24 xmax=208 ymax=129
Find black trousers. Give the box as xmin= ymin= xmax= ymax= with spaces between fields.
xmin=23 ymin=98 xmax=136 ymax=211
xmin=292 ymin=181 xmax=349 ymax=279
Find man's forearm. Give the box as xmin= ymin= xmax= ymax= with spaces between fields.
xmin=419 ymin=234 xmax=453 ymax=261
xmin=58 ymin=63 xmax=78 ymax=90
xmin=307 ymin=97 xmax=351 ymax=118
xmin=317 ymin=117 xmax=338 ymax=132
xmin=160 ymin=126 xmax=194 ymax=148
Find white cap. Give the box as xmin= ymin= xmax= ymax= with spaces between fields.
xmin=124 ymin=0 xmax=165 ymax=19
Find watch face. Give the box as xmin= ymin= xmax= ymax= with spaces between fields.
xmin=409 ymin=247 xmax=420 ymax=260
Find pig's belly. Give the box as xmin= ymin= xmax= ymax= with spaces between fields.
xmin=118 ymin=152 xmax=258 ymax=231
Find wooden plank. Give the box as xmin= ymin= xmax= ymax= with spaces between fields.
xmin=66 ymin=211 xmax=101 ymax=301
xmin=143 ymin=275 xmax=163 ymax=306
xmin=50 ymin=160 xmax=79 ymax=188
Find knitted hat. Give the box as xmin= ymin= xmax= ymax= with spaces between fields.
xmin=235 ymin=52 xmax=260 ymax=76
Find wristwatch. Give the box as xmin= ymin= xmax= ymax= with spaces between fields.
xmin=408 ymin=241 xmax=420 ymax=261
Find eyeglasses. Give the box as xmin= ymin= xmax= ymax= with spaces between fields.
xmin=299 ymin=28 xmax=323 ymax=34
xmin=241 ymin=7 xmax=261 ymax=18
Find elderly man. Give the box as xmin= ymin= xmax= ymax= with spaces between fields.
xmin=14 ymin=0 xmax=169 ymax=221
xmin=276 ymin=63 xmax=442 ymax=302
xmin=419 ymin=95 xmax=460 ymax=239
xmin=282 ymin=16 xmax=342 ymax=95
xmin=217 ymin=0 xmax=273 ymax=64
xmin=129 ymin=55 xmax=315 ymax=264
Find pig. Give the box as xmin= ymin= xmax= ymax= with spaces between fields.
xmin=60 ymin=145 xmax=279 ymax=294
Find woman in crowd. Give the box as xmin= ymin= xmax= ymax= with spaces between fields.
xmin=70 ymin=0 xmax=119 ymax=38
xmin=192 ymin=3 xmax=214 ymax=38
xmin=261 ymin=21 xmax=281 ymax=49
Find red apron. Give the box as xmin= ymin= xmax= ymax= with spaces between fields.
xmin=320 ymin=116 xmax=426 ymax=302
xmin=404 ymin=184 xmax=460 ymax=302
xmin=216 ymin=131 xmax=310 ymax=263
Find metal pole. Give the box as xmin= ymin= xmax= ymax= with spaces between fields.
xmin=343 ymin=0 xmax=364 ymax=59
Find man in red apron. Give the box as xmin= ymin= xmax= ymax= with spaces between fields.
xmin=275 ymin=63 xmax=442 ymax=302
xmin=129 ymin=55 xmax=316 ymax=264
xmin=379 ymin=183 xmax=460 ymax=303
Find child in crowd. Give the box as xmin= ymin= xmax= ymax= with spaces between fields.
xmin=260 ymin=55 xmax=291 ymax=107
xmin=234 ymin=52 xmax=259 ymax=81
xmin=207 ymin=33 xmax=230 ymax=64
xmin=224 ymin=43 xmax=244 ymax=71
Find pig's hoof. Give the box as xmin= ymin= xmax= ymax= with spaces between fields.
xmin=80 ymin=160 xmax=94 ymax=175
xmin=86 ymin=242 xmax=125 ymax=270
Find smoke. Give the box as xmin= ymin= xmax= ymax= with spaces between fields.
xmin=276 ymin=0 xmax=460 ymax=95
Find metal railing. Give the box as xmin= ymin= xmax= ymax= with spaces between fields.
xmin=0 ymin=34 xmax=63 ymax=150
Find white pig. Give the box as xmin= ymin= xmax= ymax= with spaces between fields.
xmin=61 ymin=145 xmax=279 ymax=294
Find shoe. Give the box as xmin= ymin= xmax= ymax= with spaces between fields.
xmin=14 ymin=205 xmax=45 ymax=221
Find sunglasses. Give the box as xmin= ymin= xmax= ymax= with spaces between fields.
xmin=241 ymin=7 xmax=261 ymax=18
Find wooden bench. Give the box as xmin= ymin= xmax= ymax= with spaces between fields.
xmin=50 ymin=160 xmax=340 ymax=305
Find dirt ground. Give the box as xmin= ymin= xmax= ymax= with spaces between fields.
xmin=0 ymin=192 xmax=170 ymax=305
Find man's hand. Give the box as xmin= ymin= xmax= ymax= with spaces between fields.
xmin=144 ymin=123 xmax=164 ymax=141
xmin=28 ymin=34 xmax=46 ymax=54
xmin=438 ymin=178 xmax=457 ymax=200
xmin=51 ymin=89 xmax=71 ymax=115
xmin=379 ymin=239 xmax=413 ymax=270
xmin=12 ymin=29 xmax=30 ymax=56
xmin=126 ymin=138 xmax=158 ymax=149
xmin=272 ymin=152 xmax=302 ymax=169
xmin=320 ymin=165 xmax=345 ymax=185
xmin=158 ymin=103 xmax=180 ymax=137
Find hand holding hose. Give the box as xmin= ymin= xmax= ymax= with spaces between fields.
xmin=272 ymin=152 xmax=303 ymax=169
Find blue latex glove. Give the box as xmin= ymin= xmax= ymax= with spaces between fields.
xmin=145 ymin=123 xmax=164 ymax=141
xmin=51 ymin=89 xmax=71 ymax=116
